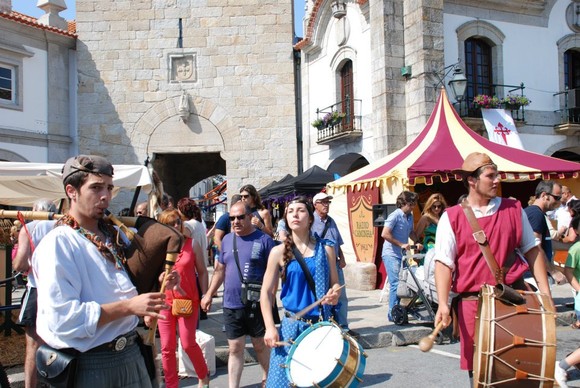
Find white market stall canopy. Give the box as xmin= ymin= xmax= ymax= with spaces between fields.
xmin=0 ymin=162 xmax=152 ymax=207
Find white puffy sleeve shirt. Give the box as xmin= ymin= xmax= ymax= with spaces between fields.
xmin=33 ymin=225 xmax=138 ymax=352
xmin=434 ymin=197 xmax=538 ymax=272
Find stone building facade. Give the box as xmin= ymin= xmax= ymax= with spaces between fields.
xmin=75 ymin=0 xmax=297 ymax=200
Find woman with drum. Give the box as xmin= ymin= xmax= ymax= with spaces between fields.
xmin=153 ymin=209 xmax=211 ymax=388
xmin=414 ymin=193 xmax=447 ymax=253
xmin=260 ymin=197 xmax=341 ymax=387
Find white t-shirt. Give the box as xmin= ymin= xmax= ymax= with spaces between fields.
xmin=184 ymin=219 xmax=208 ymax=266
xmin=25 ymin=220 xmax=57 ymax=287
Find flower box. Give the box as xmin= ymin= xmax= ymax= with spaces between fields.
xmin=501 ymin=94 xmax=531 ymax=110
xmin=312 ymin=111 xmax=346 ymax=129
xmin=472 ymin=94 xmax=501 ymax=109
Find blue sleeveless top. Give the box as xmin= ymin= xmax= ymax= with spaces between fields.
xmin=280 ymin=237 xmax=334 ymax=320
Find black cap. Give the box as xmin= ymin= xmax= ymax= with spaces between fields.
xmin=62 ymin=155 xmax=114 ymax=182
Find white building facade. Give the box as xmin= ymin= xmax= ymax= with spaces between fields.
xmin=0 ymin=0 xmax=76 ymax=163
xmin=299 ymin=0 xmax=580 ymax=173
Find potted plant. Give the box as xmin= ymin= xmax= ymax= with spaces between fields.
xmin=330 ymin=111 xmax=346 ymax=126
xmin=473 ymin=94 xmax=501 ymax=109
xmin=312 ymin=118 xmax=324 ymax=130
xmin=501 ymin=94 xmax=531 ymax=110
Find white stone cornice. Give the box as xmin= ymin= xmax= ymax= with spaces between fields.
xmin=446 ymin=0 xmax=546 ymax=16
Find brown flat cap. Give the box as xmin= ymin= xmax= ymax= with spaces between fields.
xmin=455 ymin=152 xmax=495 ymax=173
xmin=62 ymin=155 xmax=114 ymax=182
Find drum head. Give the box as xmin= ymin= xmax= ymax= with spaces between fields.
xmin=287 ymin=322 xmax=345 ymax=387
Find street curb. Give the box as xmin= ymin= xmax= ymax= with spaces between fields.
xmin=213 ymin=310 xmax=576 ymax=365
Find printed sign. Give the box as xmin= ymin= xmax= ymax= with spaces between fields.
xmin=347 ymin=187 xmax=379 ymax=263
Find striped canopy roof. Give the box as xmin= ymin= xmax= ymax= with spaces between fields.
xmin=329 ymin=89 xmax=580 ymax=192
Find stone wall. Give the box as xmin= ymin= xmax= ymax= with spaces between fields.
xmin=76 ymin=0 xmax=298 ymax=193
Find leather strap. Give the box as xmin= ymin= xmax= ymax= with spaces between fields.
xmin=232 ymin=235 xmax=245 ymax=283
xmin=460 ymin=200 xmax=505 ymax=284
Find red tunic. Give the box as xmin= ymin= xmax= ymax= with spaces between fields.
xmin=447 ymin=198 xmax=529 ymax=370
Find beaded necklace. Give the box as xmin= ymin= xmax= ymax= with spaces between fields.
xmin=58 ymin=214 xmax=127 ymax=269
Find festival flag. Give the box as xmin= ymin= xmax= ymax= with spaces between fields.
xmin=481 ymin=108 xmax=524 ymax=150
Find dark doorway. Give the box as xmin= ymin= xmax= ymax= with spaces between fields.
xmin=152 ymin=153 xmax=226 ymax=201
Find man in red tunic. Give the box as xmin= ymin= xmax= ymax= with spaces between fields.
xmin=434 ymin=152 xmax=553 ymax=385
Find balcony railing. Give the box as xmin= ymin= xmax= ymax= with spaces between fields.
xmin=554 ymin=89 xmax=580 ymax=135
xmin=314 ymin=97 xmax=362 ymax=145
xmin=554 ymin=89 xmax=580 ymax=124
xmin=454 ymin=83 xmax=527 ymax=122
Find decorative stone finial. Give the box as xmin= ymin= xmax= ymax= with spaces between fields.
xmin=37 ymin=0 xmax=68 ymax=30
xmin=0 ymin=0 xmax=12 ymax=14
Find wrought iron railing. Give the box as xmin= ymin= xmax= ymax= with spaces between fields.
xmin=454 ymin=82 xmax=527 ymax=122
xmin=554 ymin=89 xmax=580 ymax=125
xmin=314 ymin=97 xmax=362 ymax=143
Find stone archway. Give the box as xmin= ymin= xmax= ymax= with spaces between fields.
xmin=130 ymin=94 xmax=241 ymax=199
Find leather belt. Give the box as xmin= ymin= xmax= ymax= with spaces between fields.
xmin=87 ymin=331 xmax=139 ymax=353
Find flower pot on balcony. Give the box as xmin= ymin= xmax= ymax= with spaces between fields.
xmin=505 ymin=104 xmax=521 ymax=111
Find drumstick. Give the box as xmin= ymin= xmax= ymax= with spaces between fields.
xmin=418 ymin=321 xmax=445 ymax=352
xmin=275 ymin=341 xmax=291 ymax=346
xmin=291 ymin=284 xmax=346 ymax=321
xmin=144 ymin=252 xmax=178 ymax=346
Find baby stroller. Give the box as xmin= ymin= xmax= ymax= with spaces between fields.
xmin=392 ymin=249 xmax=456 ymax=344
xmin=391 ymin=249 xmax=434 ymax=325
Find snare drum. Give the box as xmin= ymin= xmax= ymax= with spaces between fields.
xmin=286 ymin=321 xmax=366 ymax=388
xmin=473 ymin=284 xmax=556 ymax=388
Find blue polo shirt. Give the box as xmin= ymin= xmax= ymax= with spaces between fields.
xmin=311 ymin=212 xmax=343 ymax=257
xmin=381 ymin=208 xmax=414 ymax=259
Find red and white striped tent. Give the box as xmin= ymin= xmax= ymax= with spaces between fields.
xmin=327 ymin=88 xmax=580 ymax=262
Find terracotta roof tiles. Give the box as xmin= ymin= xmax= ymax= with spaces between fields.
xmin=0 ymin=10 xmax=76 ymax=37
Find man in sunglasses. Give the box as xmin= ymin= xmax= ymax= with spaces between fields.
xmin=525 ymin=180 xmax=565 ymax=283
xmin=201 ymin=201 xmax=275 ymax=388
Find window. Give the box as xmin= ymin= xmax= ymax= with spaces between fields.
xmin=465 ymin=38 xmax=493 ymax=105
xmin=564 ymin=49 xmax=580 ymax=90
xmin=456 ymin=20 xmax=505 ymax=117
xmin=340 ymin=60 xmax=353 ymax=129
xmin=0 ymin=64 xmax=14 ymax=103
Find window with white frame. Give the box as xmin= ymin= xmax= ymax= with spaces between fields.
xmin=0 ymin=64 xmax=15 ymax=104
xmin=0 ymin=42 xmax=33 ymax=111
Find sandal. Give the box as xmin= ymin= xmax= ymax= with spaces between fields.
xmin=571 ymin=321 xmax=580 ymax=329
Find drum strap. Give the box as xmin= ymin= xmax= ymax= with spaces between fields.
xmin=460 ymin=200 xmax=526 ymax=305
xmin=460 ymin=200 xmax=505 ymax=284
xmin=291 ymin=246 xmax=321 ymax=316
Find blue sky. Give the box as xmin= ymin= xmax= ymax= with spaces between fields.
xmin=13 ymin=1 xmax=304 ymax=36
xmin=13 ymin=0 xmax=76 ymax=20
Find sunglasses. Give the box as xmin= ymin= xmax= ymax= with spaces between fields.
xmin=229 ymin=214 xmax=247 ymax=221
xmin=317 ymin=201 xmax=331 ymax=205
xmin=240 ymin=194 xmax=251 ymax=199
xmin=547 ymin=193 xmax=562 ymax=201
xmin=432 ymin=205 xmax=442 ymax=209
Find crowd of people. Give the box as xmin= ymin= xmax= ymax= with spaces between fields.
xmin=6 ymin=152 xmax=580 ymax=387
